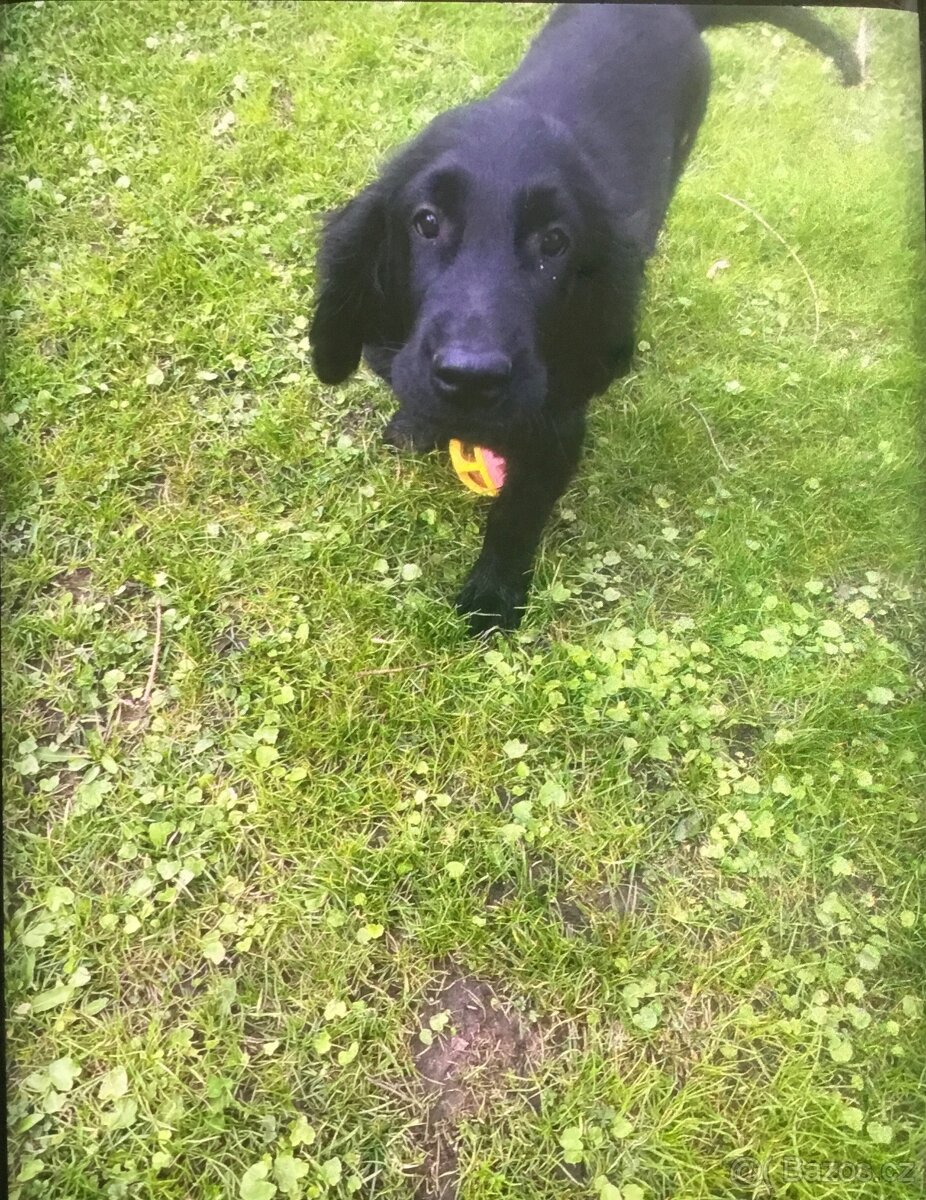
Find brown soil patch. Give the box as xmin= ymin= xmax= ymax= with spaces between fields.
xmin=586 ymin=867 xmax=652 ymax=919
xmin=414 ymin=973 xmax=538 ymax=1122
xmin=552 ymin=868 xmax=652 ymax=933
xmin=214 ymin=621 xmax=249 ymax=657
xmin=30 ymin=697 xmax=68 ymax=740
xmin=271 ymin=81 xmax=295 ymax=124
xmin=410 ymin=968 xmax=543 ymax=1200
xmin=487 ymin=857 xmax=652 ymax=934
xmin=339 ymin=401 xmax=381 ymax=438
xmin=49 ymin=567 xmax=94 ymax=603
xmin=725 ymin=721 xmax=763 ymax=762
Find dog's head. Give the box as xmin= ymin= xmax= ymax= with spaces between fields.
xmin=310 ymin=99 xmax=643 ymax=448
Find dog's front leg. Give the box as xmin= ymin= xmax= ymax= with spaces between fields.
xmin=455 ymin=417 xmax=584 ymax=636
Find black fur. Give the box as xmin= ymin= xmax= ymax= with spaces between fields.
xmin=310 ymin=4 xmax=860 ymax=635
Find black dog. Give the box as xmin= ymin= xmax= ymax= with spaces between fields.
xmin=310 ymin=5 xmax=859 ymax=635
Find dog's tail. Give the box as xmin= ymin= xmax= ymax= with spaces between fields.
xmin=687 ymin=5 xmax=862 ymax=86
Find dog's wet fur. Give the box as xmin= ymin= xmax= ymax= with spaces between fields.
xmin=310 ymin=4 xmax=860 ymax=635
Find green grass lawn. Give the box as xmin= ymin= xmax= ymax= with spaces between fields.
xmin=2 ymin=3 xmax=924 ymax=1198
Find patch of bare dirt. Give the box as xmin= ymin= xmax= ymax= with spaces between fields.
xmin=551 ymin=869 xmax=651 ymax=934
xmin=39 ymin=336 xmax=69 ymax=359
xmin=634 ymin=987 xmax=746 ymax=1092
xmin=30 ymin=697 xmax=68 ymax=740
xmin=214 ymin=621 xmax=249 ymax=657
xmin=486 ymin=856 xmax=652 ymax=935
xmin=135 ymin=470 xmax=170 ymax=507
xmin=627 ymin=757 xmax=675 ymax=794
xmin=339 ymin=401 xmax=381 ymax=438
xmin=584 ymin=867 xmax=653 ymax=920
xmin=724 ymin=721 xmax=763 ymax=763
xmin=367 ymin=819 xmax=389 ymax=848
xmin=271 ymin=80 xmax=295 ymax=124
xmin=410 ymin=967 xmax=544 ymax=1200
xmin=49 ymin=567 xmax=94 ymax=603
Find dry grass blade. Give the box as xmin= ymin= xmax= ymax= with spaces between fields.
xmin=142 ymin=599 xmax=163 ymax=703
xmin=720 ymin=192 xmax=821 ymax=342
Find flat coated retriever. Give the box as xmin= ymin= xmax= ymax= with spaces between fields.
xmin=310 ymin=4 xmax=860 ymax=635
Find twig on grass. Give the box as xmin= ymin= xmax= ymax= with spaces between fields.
xmin=368 ymin=1075 xmax=419 ymax=1103
xmin=685 ymin=400 xmax=733 ymax=472
xmin=103 ymin=599 xmax=164 ymax=741
xmin=720 ymin=191 xmax=821 ymax=342
xmin=142 ymin=599 xmax=164 ymax=703
xmin=357 ymin=662 xmax=432 ymax=678
xmin=102 ymin=699 xmax=123 ymax=743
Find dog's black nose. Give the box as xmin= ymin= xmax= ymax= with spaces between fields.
xmin=432 ymin=347 xmax=512 ymax=401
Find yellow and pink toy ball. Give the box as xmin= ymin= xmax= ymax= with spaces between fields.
xmin=449 ymin=439 xmax=507 ymax=497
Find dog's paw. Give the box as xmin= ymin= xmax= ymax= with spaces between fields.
xmin=382 ymin=411 xmax=440 ymax=453
xmin=455 ymin=572 xmax=527 ymax=637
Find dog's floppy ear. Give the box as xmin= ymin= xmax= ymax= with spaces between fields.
xmin=552 ymin=226 xmax=644 ymax=401
xmin=586 ymin=232 xmax=645 ymax=386
xmin=310 ymin=183 xmax=386 ymax=384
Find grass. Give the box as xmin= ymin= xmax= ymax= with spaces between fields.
xmin=2 ymin=3 xmax=924 ymax=1198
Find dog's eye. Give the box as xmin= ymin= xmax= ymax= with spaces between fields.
xmin=539 ymin=227 xmax=569 ymax=258
xmin=412 ymin=209 xmax=441 ymax=239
